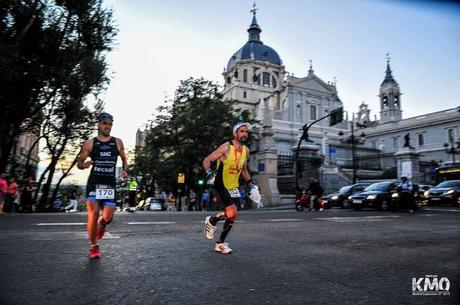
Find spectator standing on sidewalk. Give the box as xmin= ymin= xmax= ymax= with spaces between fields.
xmin=240 ymin=187 xmax=251 ymax=209
xmin=201 ymin=189 xmax=210 ymax=212
xmin=0 ymin=173 xmax=7 ymax=214
xmin=7 ymin=177 xmax=18 ymax=213
xmin=189 ymin=189 xmax=197 ymax=211
xmin=22 ymin=177 xmax=36 ymax=213
xmin=167 ymin=192 xmax=176 ymax=211
xmin=127 ymin=178 xmax=138 ymax=212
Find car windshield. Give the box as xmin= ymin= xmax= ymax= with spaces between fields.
xmin=338 ymin=186 xmax=352 ymax=194
xmin=436 ymin=180 xmax=460 ymax=188
xmin=364 ymin=183 xmax=391 ymax=192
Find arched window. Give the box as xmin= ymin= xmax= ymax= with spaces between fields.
xmin=243 ymin=69 xmax=248 ymax=83
xmin=271 ymin=75 xmax=277 ymax=88
xmin=310 ymin=105 xmax=317 ymax=120
xmin=296 ymin=105 xmax=301 ymax=120
xmin=262 ymin=72 xmax=270 ymax=87
xmin=253 ymin=74 xmax=260 ymax=85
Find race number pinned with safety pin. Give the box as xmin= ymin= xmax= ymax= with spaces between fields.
xmin=95 ymin=184 xmax=115 ymax=200
xmin=228 ymin=188 xmax=241 ymax=198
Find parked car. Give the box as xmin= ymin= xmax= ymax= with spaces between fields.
xmin=322 ymin=183 xmax=371 ymax=209
xmin=417 ymin=184 xmax=433 ymax=206
xmin=148 ymin=197 xmax=163 ymax=211
xmin=350 ymin=181 xmax=398 ymax=211
xmin=425 ymin=180 xmax=460 ymax=207
xmin=418 ymin=184 xmax=433 ymax=195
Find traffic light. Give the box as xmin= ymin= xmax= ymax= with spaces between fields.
xmin=329 ymin=107 xmax=343 ymax=126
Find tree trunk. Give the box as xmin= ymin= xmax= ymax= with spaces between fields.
xmin=38 ymin=156 xmax=58 ymax=210
xmin=22 ymin=135 xmax=43 ymax=181
xmin=50 ymin=155 xmax=79 ymax=204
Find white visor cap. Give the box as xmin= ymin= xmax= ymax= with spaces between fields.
xmin=233 ymin=122 xmax=252 ymax=133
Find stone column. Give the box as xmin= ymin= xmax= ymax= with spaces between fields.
xmin=322 ymin=133 xmax=330 ymax=165
xmin=394 ymin=147 xmax=420 ymax=183
xmin=256 ymin=98 xmax=280 ymax=206
xmin=293 ymin=142 xmax=321 ymax=189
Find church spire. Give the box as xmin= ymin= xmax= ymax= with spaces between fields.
xmin=379 ymin=53 xmax=402 ymax=123
xmin=308 ymin=59 xmax=314 ymax=75
xmin=248 ymin=2 xmax=261 ymax=42
xmin=382 ymin=53 xmax=397 ymax=85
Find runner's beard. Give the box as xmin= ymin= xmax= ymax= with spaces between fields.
xmin=238 ymin=135 xmax=248 ymax=144
xmin=99 ymin=128 xmax=111 ymax=137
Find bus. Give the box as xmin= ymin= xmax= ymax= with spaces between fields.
xmin=435 ymin=165 xmax=460 ymax=184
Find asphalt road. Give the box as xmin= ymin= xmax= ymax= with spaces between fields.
xmin=0 ymin=207 xmax=459 ymax=305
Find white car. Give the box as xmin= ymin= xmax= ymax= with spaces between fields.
xmin=148 ymin=197 xmax=163 ymax=211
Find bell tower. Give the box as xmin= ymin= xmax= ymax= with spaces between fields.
xmin=379 ymin=53 xmax=402 ymax=123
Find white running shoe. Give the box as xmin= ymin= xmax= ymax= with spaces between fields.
xmin=204 ymin=216 xmax=216 ymax=240
xmin=215 ymin=242 xmax=232 ymax=254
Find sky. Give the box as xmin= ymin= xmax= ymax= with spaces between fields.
xmin=99 ymin=0 xmax=460 ymax=149
xmin=48 ymin=0 xmax=460 ymax=184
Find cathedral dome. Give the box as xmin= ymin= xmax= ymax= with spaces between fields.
xmin=226 ymin=14 xmax=282 ymax=71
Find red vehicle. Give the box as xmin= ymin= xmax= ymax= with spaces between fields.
xmin=295 ymin=191 xmax=322 ymax=211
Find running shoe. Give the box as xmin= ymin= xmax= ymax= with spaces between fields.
xmin=215 ymin=242 xmax=232 ymax=254
xmin=88 ymin=244 xmax=101 ymax=259
xmin=204 ymin=216 xmax=216 ymax=240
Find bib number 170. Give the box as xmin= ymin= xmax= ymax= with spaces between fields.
xmin=95 ymin=186 xmax=115 ymax=200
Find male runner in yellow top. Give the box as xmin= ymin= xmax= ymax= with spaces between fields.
xmin=202 ymin=122 xmax=257 ymax=254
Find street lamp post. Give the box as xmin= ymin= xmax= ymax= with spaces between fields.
xmin=443 ymin=140 xmax=460 ymax=164
xmin=338 ymin=120 xmax=366 ymax=184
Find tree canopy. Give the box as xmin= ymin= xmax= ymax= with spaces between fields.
xmin=0 ymin=0 xmax=117 ymax=175
xmin=133 ymin=77 xmax=256 ymax=195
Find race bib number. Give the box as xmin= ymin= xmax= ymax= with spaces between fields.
xmin=95 ymin=185 xmax=115 ymax=200
xmin=228 ymin=188 xmax=241 ymax=198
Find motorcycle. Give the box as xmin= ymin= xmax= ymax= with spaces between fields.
xmin=390 ymin=186 xmax=422 ymax=212
xmin=295 ymin=192 xmax=322 ymax=211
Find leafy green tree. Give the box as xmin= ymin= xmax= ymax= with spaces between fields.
xmin=0 ymin=0 xmax=116 ymax=175
xmin=134 ymin=77 xmax=257 ymax=194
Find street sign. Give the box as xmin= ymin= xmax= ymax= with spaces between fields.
xmin=258 ymin=163 xmax=265 ymax=172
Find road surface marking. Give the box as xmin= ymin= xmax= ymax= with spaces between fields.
xmin=127 ymin=221 xmax=176 ymax=225
xmin=425 ymin=208 xmax=460 ymax=212
xmin=28 ymin=232 xmax=120 ymax=240
xmin=36 ymin=222 xmax=86 ymax=226
xmin=196 ymin=220 xmax=245 ymax=224
xmin=261 ymin=219 xmax=303 ymax=222
xmin=317 ymin=215 xmax=400 ymax=223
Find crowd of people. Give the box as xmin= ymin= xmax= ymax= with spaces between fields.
xmin=133 ymin=186 xmax=260 ymax=212
xmin=0 ymin=172 xmax=85 ymax=214
xmin=0 ymin=173 xmax=38 ymax=214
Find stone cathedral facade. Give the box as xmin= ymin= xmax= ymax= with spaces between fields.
xmin=220 ymin=10 xmax=460 ymax=203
